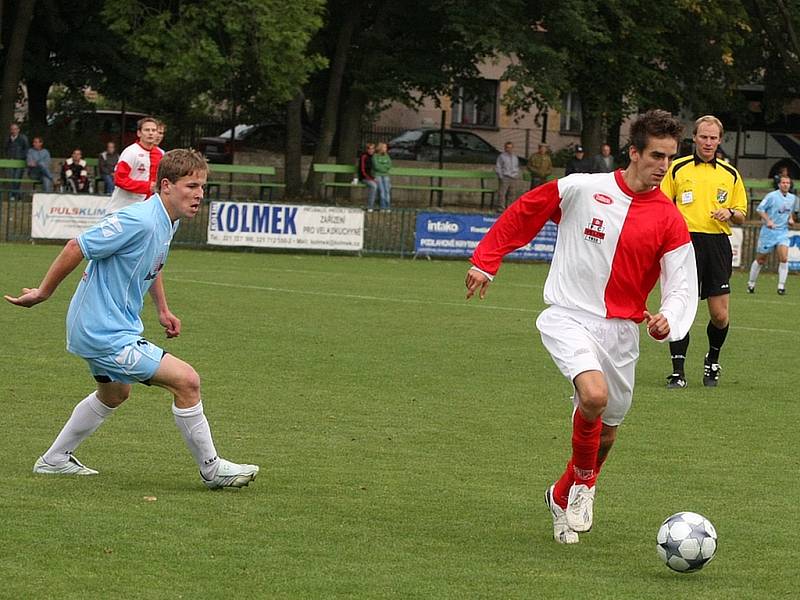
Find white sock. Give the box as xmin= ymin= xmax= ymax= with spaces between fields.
xmin=748 ymin=261 xmax=762 ymax=286
xmin=42 ymin=392 xmax=116 ymax=465
xmin=778 ymin=262 xmax=789 ymax=288
xmin=172 ymin=401 xmax=219 ymax=479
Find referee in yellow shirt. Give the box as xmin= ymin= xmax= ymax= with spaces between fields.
xmin=660 ymin=115 xmax=747 ymax=388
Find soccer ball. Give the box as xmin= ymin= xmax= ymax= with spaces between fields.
xmin=656 ymin=511 xmax=717 ymax=572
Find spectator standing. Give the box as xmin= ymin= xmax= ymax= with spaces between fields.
xmin=98 ymin=142 xmax=119 ymax=195
xmin=358 ymin=143 xmax=378 ymax=211
xmin=372 ymin=142 xmax=392 ymax=211
xmin=26 ymin=136 xmax=54 ymax=192
xmin=61 ymin=148 xmax=92 ymax=193
xmin=591 ymin=143 xmax=616 ymax=173
xmin=495 ymin=141 xmax=521 ymax=209
xmin=565 ymin=145 xmax=592 ymax=175
xmin=527 ymin=143 xmax=553 ymax=189
xmin=747 ymin=175 xmax=797 ymax=295
xmin=105 ymin=116 xmax=161 ymax=213
xmin=5 ymin=123 xmax=30 ymax=199
xmin=660 ymin=115 xmax=747 ymax=389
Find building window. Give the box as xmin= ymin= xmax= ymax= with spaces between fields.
xmin=452 ymin=80 xmax=498 ymax=128
xmin=560 ymin=92 xmax=582 ymax=134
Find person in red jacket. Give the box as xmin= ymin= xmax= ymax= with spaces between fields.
xmin=465 ymin=109 xmax=698 ymax=544
xmin=357 ymin=143 xmax=378 ymax=211
xmin=105 ymin=117 xmax=161 ymax=213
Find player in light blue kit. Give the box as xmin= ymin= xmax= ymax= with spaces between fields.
xmin=747 ymin=175 xmax=798 ymax=295
xmin=5 ymin=149 xmax=259 ymax=489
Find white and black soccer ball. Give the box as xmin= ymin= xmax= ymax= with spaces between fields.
xmin=656 ymin=511 xmax=717 ymax=572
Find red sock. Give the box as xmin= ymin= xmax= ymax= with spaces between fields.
xmin=553 ymin=459 xmax=574 ymax=509
xmin=571 ymin=408 xmax=602 ymax=487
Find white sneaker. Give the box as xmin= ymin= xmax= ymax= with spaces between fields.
xmin=566 ymin=483 xmax=595 ymax=532
xmin=544 ymin=485 xmax=579 ymax=544
xmin=33 ymin=455 xmax=98 ymax=476
xmin=202 ymin=458 xmax=259 ymax=489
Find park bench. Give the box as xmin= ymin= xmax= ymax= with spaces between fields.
xmin=0 ymin=158 xmax=40 ymax=192
xmin=312 ymin=163 xmax=498 ymax=208
xmin=205 ymin=163 xmax=284 ymax=201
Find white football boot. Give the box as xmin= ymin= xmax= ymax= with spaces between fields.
xmin=202 ymin=458 xmax=259 ymax=489
xmin=566 ymin=483 xmax=595 ymax=532
xmin=545 ymin=485 xmax=579 ymax=544
xmin=33 ymin=455 xmax=98 ymax=476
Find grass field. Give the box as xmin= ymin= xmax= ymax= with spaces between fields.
xmin=1 ymin=243 xmax=798 ymax=599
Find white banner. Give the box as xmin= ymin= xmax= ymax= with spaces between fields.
xmin=729 ymin=227 xmax=743 ymax=268
xmin=31 ymin=193 xmax=108 ymax=239
xmin=207 ymin=202 xmax=364 ymax=251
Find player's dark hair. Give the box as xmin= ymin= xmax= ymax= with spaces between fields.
xmin=157 ymin=149 xmax=208 ymax=190
xmin=628 ymin=110 xmax=683 ymax=152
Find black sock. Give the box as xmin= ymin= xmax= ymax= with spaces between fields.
xmin=706 ymin=321 xmax=729 ymax=363
xmin=669 ymin=334 xmax=690 ymax=374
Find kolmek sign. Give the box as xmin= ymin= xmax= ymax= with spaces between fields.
xmin=415 ymin=212 xmax=557 ymax=260
xmin=208 ymin=202 xmax=364 ymax=251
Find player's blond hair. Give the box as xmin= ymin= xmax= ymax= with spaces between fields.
xmin=693 ymin=115 xmax=724 ymax=136
xmin=157 ymin=149 xmax=208 ymax=191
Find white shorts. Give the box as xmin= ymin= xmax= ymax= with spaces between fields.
xmin=536 ymin=306 xmax=639 ymax=426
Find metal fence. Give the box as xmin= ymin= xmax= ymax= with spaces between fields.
xmin=0 ymin=189 xmax=781 ymax=269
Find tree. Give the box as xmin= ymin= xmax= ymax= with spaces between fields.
xmin=0 ymin=0 xmax=36 ymax=131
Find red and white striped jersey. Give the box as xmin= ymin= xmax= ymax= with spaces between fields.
xmin=471 ymin=170 xmax=698 ymax=341
xmin=106 ymin=142 xmax=163 ymax=213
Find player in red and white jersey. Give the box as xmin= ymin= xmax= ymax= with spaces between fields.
xmin=105 ymin=117 xmax=162 ymax=213
xmin=466 ymin=110 xmax=698 ymax=544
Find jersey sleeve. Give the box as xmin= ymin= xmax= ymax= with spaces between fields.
xmin=660 ymin=168 xmax=676 ymax=201
xmin=655 ymin=215 xmax=698 ymax=342
xmin=731 ymin=173 xmax=748 ymax=215
xmin=470 ymin=179 xmax=561 ymax=275
xmin=77 ymin=209 xmax=145 ymax=260
xmin=755 ymin=193 xmax=771 ymax=214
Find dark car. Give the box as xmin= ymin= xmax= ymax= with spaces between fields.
xmin=198 ymin=123 xmax=317 ymax=163
xmin=388 ymin=128 xmax=517 ymax=164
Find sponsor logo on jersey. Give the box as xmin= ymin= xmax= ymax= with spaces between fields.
xmin=145 ymin=251 xmax=166 ymax=281
xmin=593 ymin=193 xmax=614 ymax=205
xmin=716 ymin=188 xmax=728 ymax=203
xmin=583 ymin=217 xmax=606 ymax=244
xmin=100 ymin=215 xmax=123 ymax=238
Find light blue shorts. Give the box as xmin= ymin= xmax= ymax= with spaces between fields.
xmin=84 ymin=337 xmax=165 ymax=384
xmin=757 ymin=230 xmax=789 ymax=255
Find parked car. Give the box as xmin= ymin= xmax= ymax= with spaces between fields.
xmin=387 ymin=128 xmax=518 ymax=164
xmin=197 ymin=122 xmax=318 ymax=163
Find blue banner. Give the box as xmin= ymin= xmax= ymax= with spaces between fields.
xmin=414 ymin=212 xmax=557 ymax=260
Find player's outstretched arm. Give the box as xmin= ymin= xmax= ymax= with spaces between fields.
xmin=4 ymin=239 xmax=84 ymax=308
xmin=149 ymin=272 xmax=181 ymax=338
xmin=465 ymin=267 xmax=491 ymax=300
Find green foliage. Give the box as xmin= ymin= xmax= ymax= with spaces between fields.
xmin=2 ymin=246 xmax=799 ymax=598
xmin=102 ymin=0 xmax=326 ymax=121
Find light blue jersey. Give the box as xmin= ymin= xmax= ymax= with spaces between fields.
xmin=67 ymin=195 xmax=178 ymax=358
xmin=756 ymin=189 xmax=797 ymax=252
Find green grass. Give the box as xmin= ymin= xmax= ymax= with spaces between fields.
xmin=1 ymin=244 xmax=798 ymax=599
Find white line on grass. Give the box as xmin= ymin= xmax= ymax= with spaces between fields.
xmin=169 ymin=277 xmax=797 ymax=335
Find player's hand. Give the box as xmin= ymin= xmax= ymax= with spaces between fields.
xmin=643 ymin=310 xmax=670 ymax=341
xmin=4 ymin=287 xmax=48 ymax=308
xmin=159 ymin=310 xmax=182 ymax=338
xmin=465 ymin=268 xmax=491 ymax=300
xmin=767 ymin=220 xmax=775 ymax=229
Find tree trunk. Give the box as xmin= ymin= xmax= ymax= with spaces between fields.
xmin=580 ymin=108 xmax=604 ymax=158
xmin=285 ymin=90 xmax=304 ymax=199
xmin=26 ymin=77 xmax=51 ymax=136
xmin=0 ymin=0 xmax=36 ymax=130
xmin=333 ymin=85 xmax=367 ymax=196
xmin=304 ymin=3 xmax=362 ymax=198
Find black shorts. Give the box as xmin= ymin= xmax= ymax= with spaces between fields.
xmin=690 ymin=232 xmax=732 ymax=299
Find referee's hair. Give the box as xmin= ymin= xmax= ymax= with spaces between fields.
xmin=629 ymin=110 xmax=683 ymax=152
xmin=693 ymin=115 xmax=724 ymax=136
xmin=157 ymin=149 xmax=208 ymax=190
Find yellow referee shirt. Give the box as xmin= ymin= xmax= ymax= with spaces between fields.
xmin=660 ymin=155 xmax=748 ymax=234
